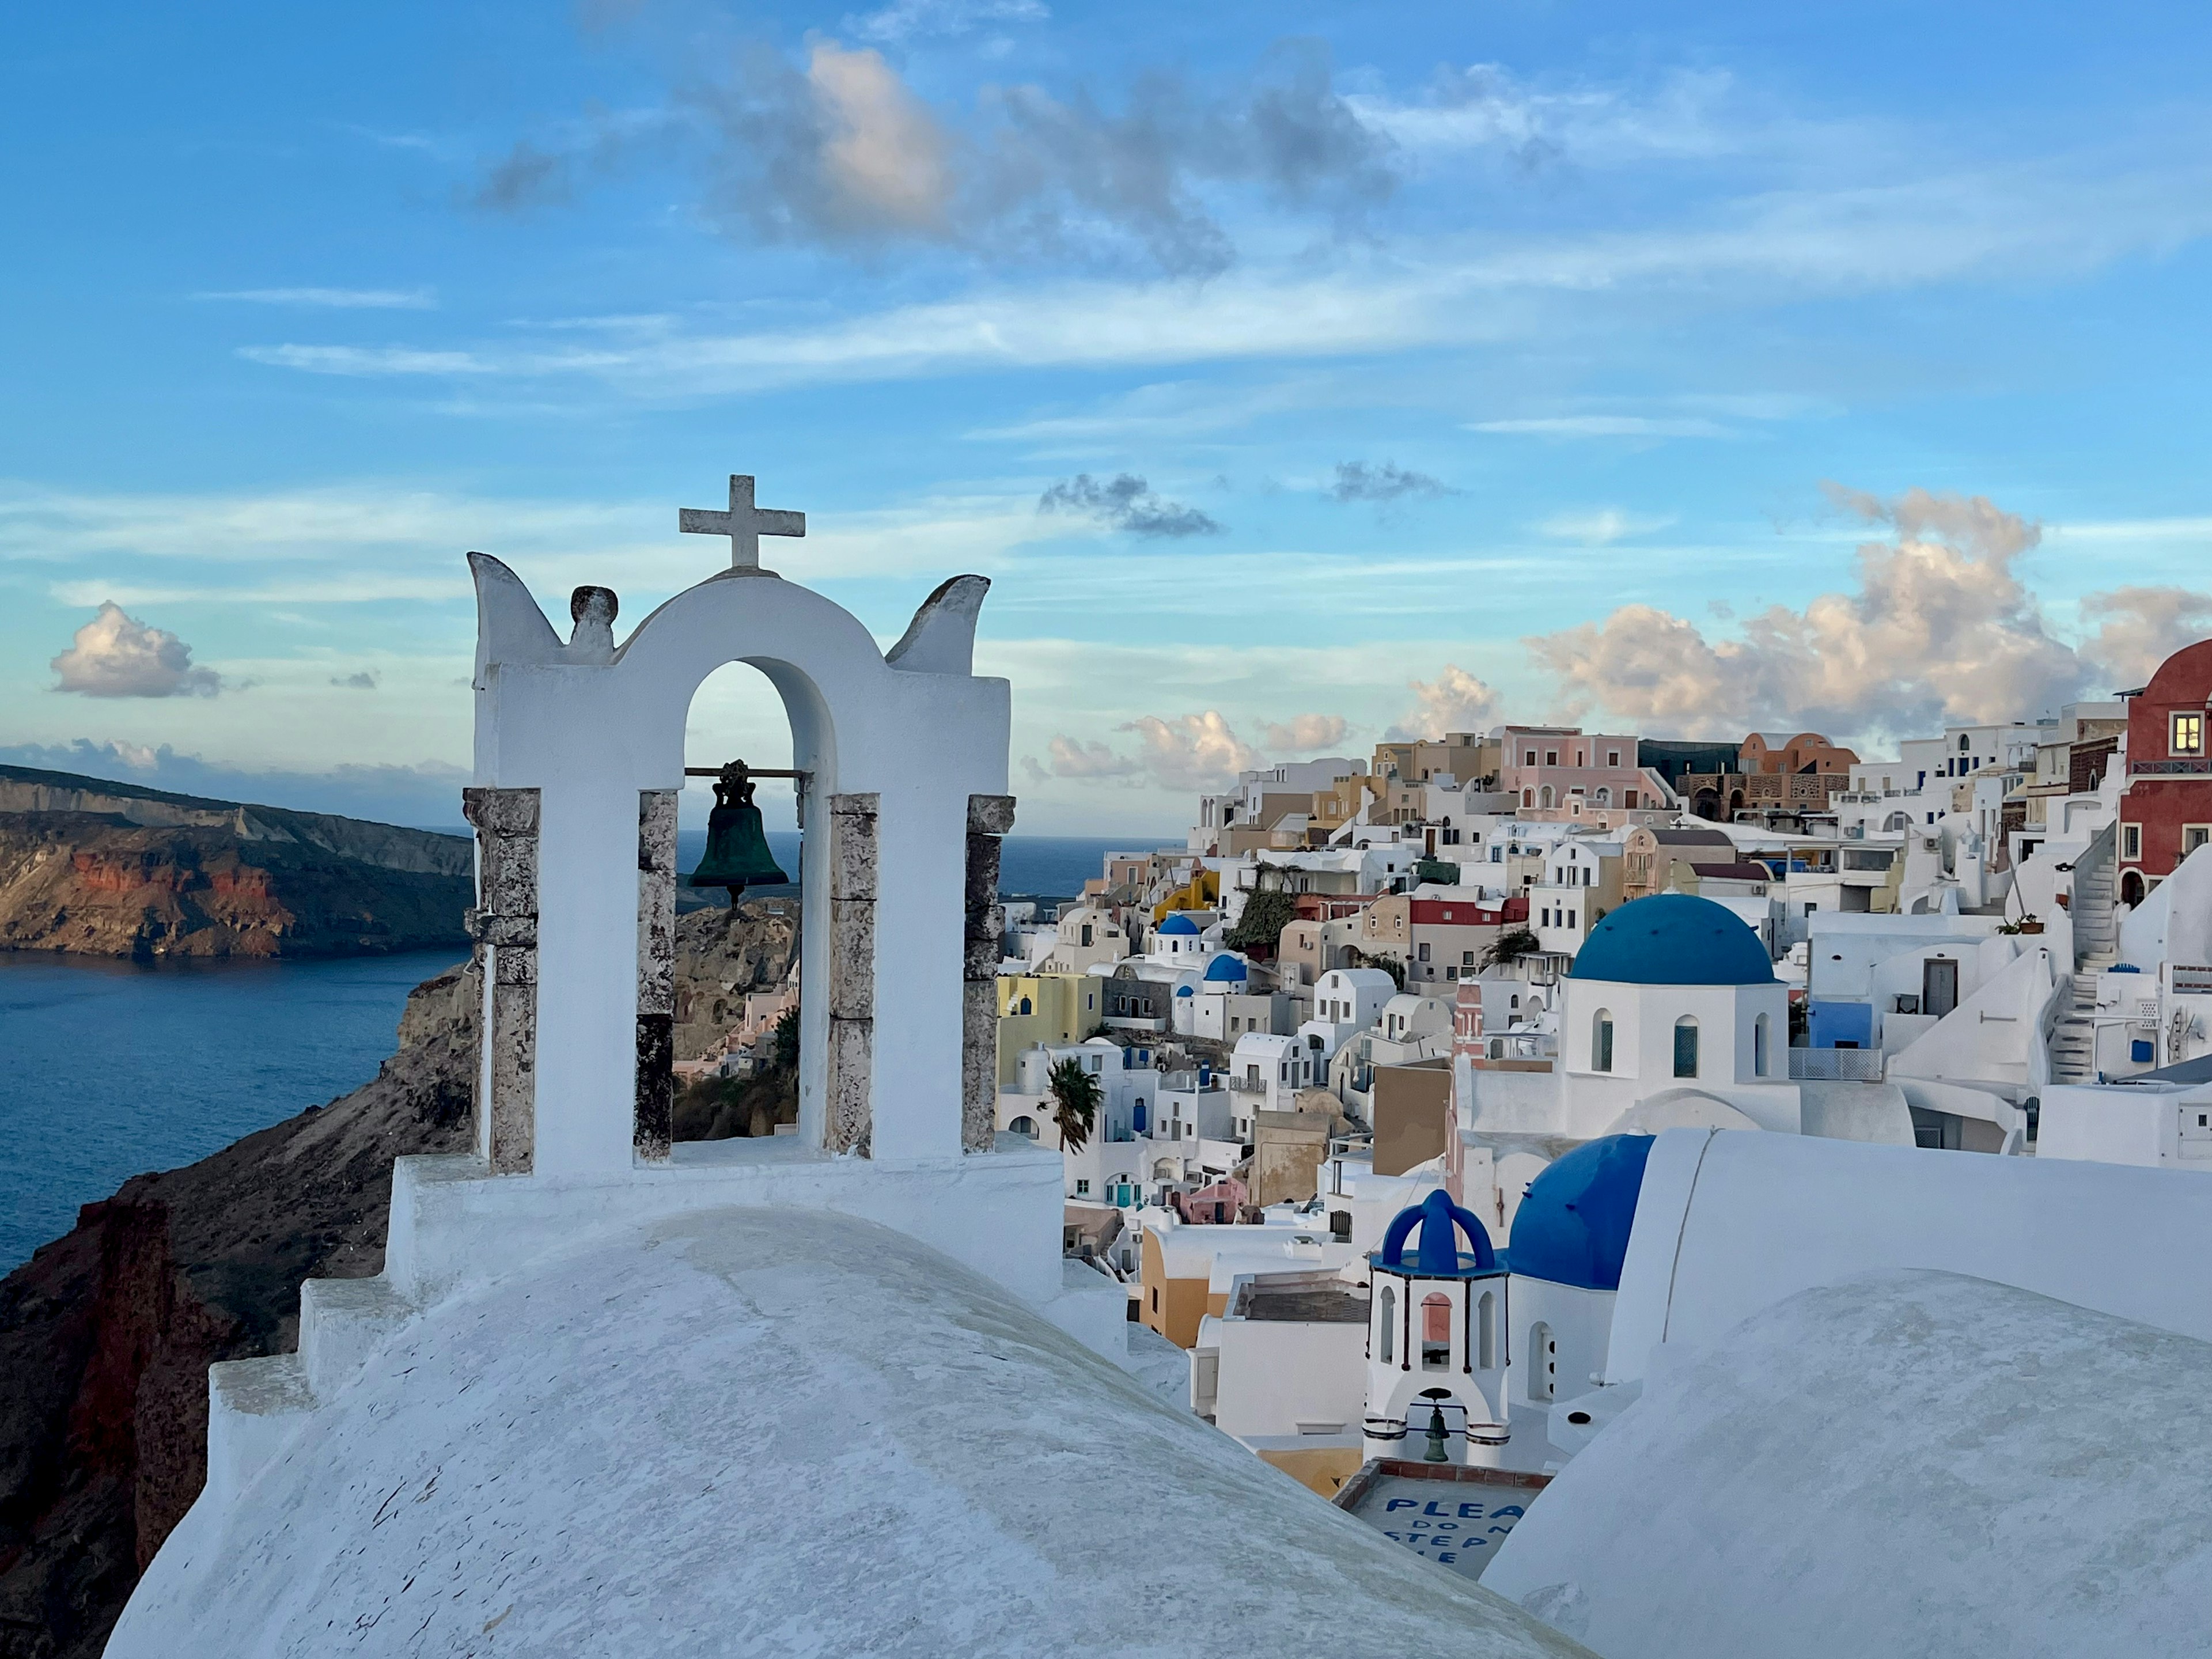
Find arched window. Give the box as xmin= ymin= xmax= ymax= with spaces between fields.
xmin=1008 ymin=1115 xmax=1037 ymax=1139
xmin=1673 ymin=1016 xmax=1700 ymax=1078
xmin=1592 ymin=1009 xmax=1614 ymax=1072
xmin=1378 ymin=1286 xmax=1396 ymax=1365
xmin=1539 ymin=785 xmax=1555 ymax=808
xmin=1754 ymin=1013 xmax=1771 ymax=1077
xmin=1594 ymin=787 xmax=1611 ymax=807
xmin=1422 ymin=1293 xmax=1454 ymax=1369
xmin=1522 ymin=787 xmax=1534 ymax=808
xmin=1476 ymin=1290 xmax=1497 ymax=1370
xmin=1529 ymin=1321 xmax=1556 ymax=1401
xmin=1132 ymin=1100 xmax=1147 ymax=1134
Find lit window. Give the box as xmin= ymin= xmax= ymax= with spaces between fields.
xmin=2175 ymin=712 xmax=2206 ymax=757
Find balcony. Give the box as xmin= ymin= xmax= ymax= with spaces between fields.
xmin=1789 ymin=1047 xmax=1884 ymax=1082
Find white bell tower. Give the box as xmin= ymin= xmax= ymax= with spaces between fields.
xmin=1364 ymin=1188 xmax=1512 ymax=1467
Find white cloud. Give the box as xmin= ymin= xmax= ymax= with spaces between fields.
xmin=2078 ymin=588 xmax=2212 ymax=690
xmin=846 ymin=0 xmax=1047 ymax=41
xmin=1536 ymin=508 xmax=1679 ymax=544
xmin=1257 ymin=713 xmax=1350 ymax=751
xmin=197 ymin=287 xmax=436 ymax=309
xmin=50 ymin=603 xmax=222 ymax=698
xmin=1120 ymin=712 xmax=1264 ymax=791
xmin=1471 ymin=415 xmax=1734 ymax=438
xmin=1390 ymin=665 xmax=1501 ymax=740
xmin=1524 ymin=484 xmax=2089 ymax=742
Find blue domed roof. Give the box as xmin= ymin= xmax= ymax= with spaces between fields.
xmin=1570 ymin=893 xmax=1774 ymax=986
xmin=1157 ymin=912 xmax=1200 ymax=936
xmin=1372 ymin=1189 xmax=1498 ymax=1278
xmin=1506 ymin=1135 xmax=1654 ymax=1291
xmin=1203 ymin=953 xmax=1249 ymax=983
xmin=1175 ymin=984 xmax=1194 ymax=997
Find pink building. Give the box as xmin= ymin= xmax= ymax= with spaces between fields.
xmin=1495 ymin=726 xmax=1669 ymax=813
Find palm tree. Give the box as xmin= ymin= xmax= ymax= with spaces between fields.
xmin=1479 ymin=926 xmax=1539 ymax=974
xmin=1047 ymin=1057 xmax=1103 ymax=1156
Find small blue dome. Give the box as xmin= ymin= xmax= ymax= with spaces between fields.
xmin=1203 ymin=953 xmax=1249 ymax=983
xmin=1507 ymin=1135 xmax=1654 ymax=1291
xmin=1157 ymin=912 xmax=1200 ymax=937
xmin=1372 ymin=1189 xmax=1497 ymax=1278
xmin=1175 ymin=984 xmax=1194 ymax=997
xmin=1570 ymin=893 xmax=1774 ymax=986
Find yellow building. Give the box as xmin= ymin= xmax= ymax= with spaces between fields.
xmin=1152 ymin=866 xmax=1219 ymax=926
xmin=995 ymin=972 xmax=1102 ymax=1085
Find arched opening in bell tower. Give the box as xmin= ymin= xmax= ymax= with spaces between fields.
xmin=664 ymin=660 xmax=809 ymax=1145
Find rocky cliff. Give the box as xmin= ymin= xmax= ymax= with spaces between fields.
xmin=0 ymin=901 xmax=801 ymax=1658
xmin=0 ymin=767 xmax=474 ymax=959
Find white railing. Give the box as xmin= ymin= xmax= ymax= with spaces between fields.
xmin=1789 ymin=1047 xmax=1884 ymax=1081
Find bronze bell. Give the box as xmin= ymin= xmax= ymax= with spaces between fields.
xmin=687 ymin=762 xmax=790 ymax=894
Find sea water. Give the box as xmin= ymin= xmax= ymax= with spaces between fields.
xmin=0 ymin=835 xmax=1164 ymax=1271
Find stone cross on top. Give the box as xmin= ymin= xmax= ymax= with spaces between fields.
xmin=679 ymin=474 xmax=805 ymax=573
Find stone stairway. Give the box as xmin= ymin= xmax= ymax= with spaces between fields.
xmin=2050 ymin=975 xmax=2099 ymax=1085
xmin=2072 ymin=823 xmax=2120 ymax=975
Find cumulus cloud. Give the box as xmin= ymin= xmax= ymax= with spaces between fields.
xmin=1328 ymin=461 xmax=1450 ymax=503
xmin=51 ymin=603 xmax=221 ymax=699
xmin=1023 ymin=710 xmax=1264 ymax=791
xmin=478 ymin=37 xmax=1393 ymax=274
xmin=2077 ymin=586 xmax=2212 ymax=690
xmin=331 ymin=671 xmax=380 ymax=690
xmin=1027 ymin=733 xmax=1142 ymax=782
xmin=1388 ymin=664 xmax=1501 ymax=740
xmin=1120 ymin=712 xmax=1264 ymax=791
xmin=1257 ymin=713 xmax=1350 ymax=750
xmin=1037 ymin=472 xmax=1221 ymax=537
xmin=1524 ymin=484 xmax=2096 ymax=741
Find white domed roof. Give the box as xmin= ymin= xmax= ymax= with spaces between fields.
xmin=113 ymin=1208 xmax=1584 ymax=1658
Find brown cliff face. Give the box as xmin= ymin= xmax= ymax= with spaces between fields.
xmin=0 ymin=900 xmax=801 ymax=1657
xmin=0 ymin=812 xmax=471 ymax=959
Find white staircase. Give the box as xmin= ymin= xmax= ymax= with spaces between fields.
xmin=2050 ymin=823 xmax=2119 ymax=1085
xmin=2073 ymin=822 xmax=2120 ymax=974
xmin=2050 ymin=975 xmax=2099 ymax=1084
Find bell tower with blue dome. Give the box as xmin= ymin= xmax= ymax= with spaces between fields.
xmin=1363 ymin=1189 xmax=1512 ymax=1467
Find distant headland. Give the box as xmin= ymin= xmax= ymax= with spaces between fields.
xmin=0 ymin=764 xmax=473 ymax=959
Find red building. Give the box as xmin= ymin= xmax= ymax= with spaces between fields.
xmin=2119 ymin=638 xmax=2212 ymax=902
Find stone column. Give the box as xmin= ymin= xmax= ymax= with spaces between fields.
xmin=634 ymin=789 xmax=678 ymax=1162
xmin=463 ymin=786 xmax=540 ymax=1176
xmin=825 ymin=792 xmax=878 ymax=1156
xmin=964 ymin=794 xmax=1016 ymax=1152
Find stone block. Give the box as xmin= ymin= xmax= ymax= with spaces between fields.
xmin=962 ymin=978 xmax=996 ymax=1153
xmin=463 ymin=786 xmax=540 ymax=836
xmin=829 ymin=897 xmax=876 ymax=1021
xmin=633 ymin=1012 xmax=673 ymax=1162
xmin=827 ymin=791 xmax=881 ymax=819
xmin=493 ymin=943 xmax=537 ymax=986
xmin=825 ymin=1015 xmax=873 ymax=1156
xmin=963 ymin=831 xmax=1003 ymax=919
xmin=487 ymin=981 xmax=536 ymax=1175
xmin=484 ymin=841 xmax=538 ymax=919
xmin=830 ymin=813 xmax=877 ymax=903
xmin=964 ymin=930 xmax=1001 ymax=982
xmin=967 ymin=793 xmax=1017 ymax=836
xmin=480 ymin=913 xmax=537 ymax=950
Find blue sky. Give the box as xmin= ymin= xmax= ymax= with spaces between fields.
xmin=5 ymin=0 xmax=2212 ymax=833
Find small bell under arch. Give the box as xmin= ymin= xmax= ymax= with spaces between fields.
xmin=687 ymin=761 xmax=790 ymax=895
